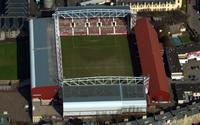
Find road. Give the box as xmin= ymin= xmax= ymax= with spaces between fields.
xmin=187 ymin=0 xmax=200 ymax=34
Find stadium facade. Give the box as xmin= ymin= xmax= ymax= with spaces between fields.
xmin=29 ymin=6 xmax=150 ymax=122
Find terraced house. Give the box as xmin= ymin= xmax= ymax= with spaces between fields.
xmin=115 ymin=0 xmax=182 ymax=12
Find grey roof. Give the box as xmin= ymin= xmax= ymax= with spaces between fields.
xmin=31 ymin=18 xmax=58 ymax=87
xmin=176 ymin=43 xmax=200 ymax=54
xmin=187 ymin=103 xmax=200 ymax=111
xmin=113 ymin=102 xmax=200 ymax=125
xmin=136 ymin=117 xmax=155 ymax=125
xmin=115 ymin=0 xmax=175 ymax=4
xmin=186 ymin=110 xmax=199 ymax=117
xmin=154 ymin=112 xmax=173 ymax=121
xmin=126 ymin=121 xmax=139 ymax=125
xmin=182 ymin=59 xmax=200 ymax=82
xmin=174 ymin=83 xmax=200 ymax=100
xmin=63 ymin=84 xmax=146 ymax=102
xmin=171 ymin=107 xmax=188 ymax=119
xmin=5 ymin=0 xmax=27 ymax=17
xmin=165 ymin=43 xmax=200 ymax=73
xmin=165 ymin=47 xmax=182 ymax=73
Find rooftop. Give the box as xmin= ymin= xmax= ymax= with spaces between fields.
xmin=165 ymin=43 xmax=200 ymax=73
xmin=63 ymin=84 xmax=146 ymax=102
xmin=182 ymin=59 xmax=200 ymax=82
xmin=30 ymin=18 xmax=58 ymax=88
xmin=56 ymin=6 xmax=130 ymax=11
xmin=176 ymin=43 xmax=200 ymax=54
xmin=134 ymin=18 xmax=170 ymax=102
xmin=165 ymin=47 xmax=182 ymax=73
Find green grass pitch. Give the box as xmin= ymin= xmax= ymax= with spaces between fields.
xmin=0 ymin=41 xmax=17 ymax=80
xmin=61 ymin=35 xmax=133 ymax=78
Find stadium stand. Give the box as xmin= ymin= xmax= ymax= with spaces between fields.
xmin=135 ymin=18 xmax=171 ymax=103
xmin=88 ymin=18 xmax=99 ymax=35
xmin=59 ymin=18 xmax=71 ymax=27
xmin=59 ymin=16 xmax=129 ymax=36
xmin=59 ymin=18 xmax=73 ymax=36
xmin=88 ymin=27 xmax=99 ymax=35
xmin=115 ymin=17 xmax=128 ymax=34
xmin=73 ymin=18 xmax=87 ymax=35
xmin=100 ymin=17 xmax=114 ymax=35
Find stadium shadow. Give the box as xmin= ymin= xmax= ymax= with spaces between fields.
xmin=127 ymin=33 xmax=142 ymax=76
xmin=16 ymin=22 xmax=30 ymax=80
xmin=16 ymin=21 xmax=32 ymax=119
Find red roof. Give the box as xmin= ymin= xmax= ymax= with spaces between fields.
xmin=32 ymin=86 xmax=60 ymax=100
xmin=134 ymin=18 xmax=171 ymax=102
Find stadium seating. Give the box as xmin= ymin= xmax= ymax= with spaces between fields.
xmin=114 ymin=18 xmax=128 ymax=35
xmin=73 ymin=18 xmax=87 ymax=36
xmin=100 ymin=17 xmax=113 ymax=26
xmin=59 ymin=17 xmax=128 ymax=36
xmin=101 ymin=27 xmax=114 ymax=35
xmin=60 ymin=26 xmax=72 ymax=36
xmin=88 ymin=27 xmax=99 ymax=35
xmin=87 ymin=18 xmax=99 ymax=35
xmin=115 ymin=26 xmax=127 ymax=34
xmin=100 ymin=17 xmax=114 ymax=35
xmin=115 ymin=17 xmax=127 ymax=25
xmin=88 ymin=18 xmax=98 ymax=26
xmin=59 ymin=18 xmax=71 ymax=27
xmin=59 ymin=19 xmax=73 ymax=36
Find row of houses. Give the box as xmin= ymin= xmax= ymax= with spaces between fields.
xmin=115 ymin=0 xmax=183 ymax=12
xmin=0 ymin=18 xmax=25 ymax=40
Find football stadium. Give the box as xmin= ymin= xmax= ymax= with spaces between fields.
xmin=30 ymin=6 xmax=150 ymax=121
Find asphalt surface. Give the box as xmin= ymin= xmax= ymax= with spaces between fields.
xmin=187 ymin=0 xmax=200 ymax=34
xmin=0 ymin=91 xmax=31 ymax=122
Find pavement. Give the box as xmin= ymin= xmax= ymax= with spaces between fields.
xmin=187 ymin=0 xmax=200 ymax=34
xmin=0 ymin=91 xmax=31 ymax=122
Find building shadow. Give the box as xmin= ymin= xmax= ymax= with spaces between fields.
xmin=52 ymin=91 xmax=63 ymax=117
xmin=16 ymin=20 xmax=32 ymax=119
xmin=163 ymin=51 xmax=171 ymax=78
xmin=127 ymin=32 xmax=142 ymax=76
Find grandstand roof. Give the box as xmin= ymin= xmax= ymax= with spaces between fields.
xmin=54 ymin=6 xmax=136 ymax=18
xmin=63 ymin=84 xmax=146 ymax=102
xmin=63 ymin=83 xmax=147 ymax=115
xmin=56 ymin=6 xmax=130 ymax=11
xmin=29 ymin=18 xmax=58 ymax=88
xmin=134 ymin=18 xmax=171 ymax=102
